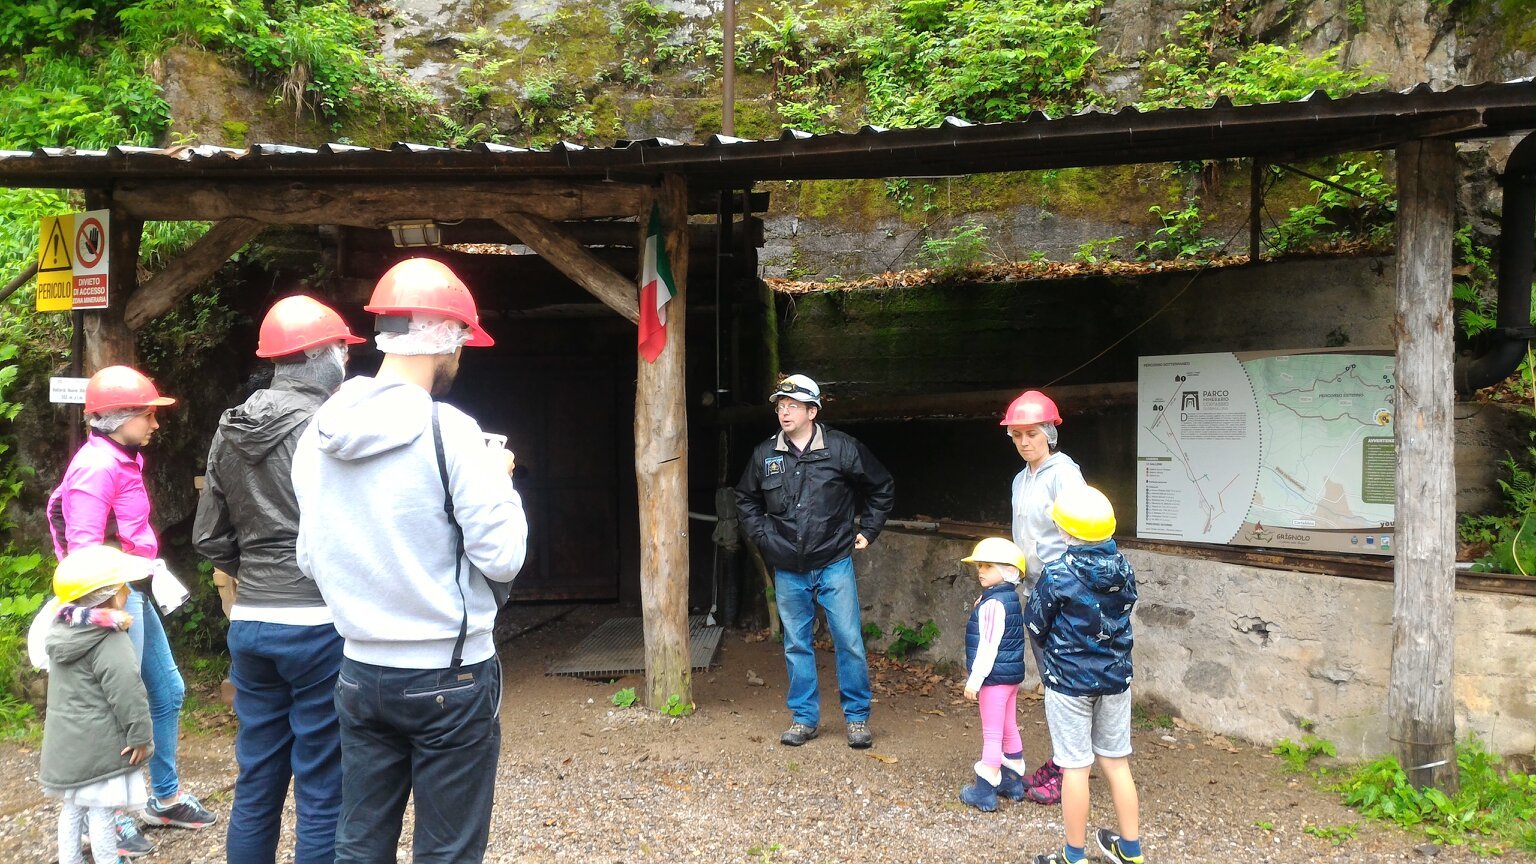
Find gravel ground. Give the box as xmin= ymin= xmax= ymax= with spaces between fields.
xmin=0 ymin=604 xmax=1524 ymax=864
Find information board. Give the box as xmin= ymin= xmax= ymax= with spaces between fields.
xmin=1137 ymin=350 xmax=1396 ymax=555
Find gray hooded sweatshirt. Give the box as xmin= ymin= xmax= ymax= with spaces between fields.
xmin=292 ymin=376 xmax=528 ymax=669
xmin=1011 ymin=451 xmax=1086 ymax=585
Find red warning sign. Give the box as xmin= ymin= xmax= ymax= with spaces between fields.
xmin=72 ymin=209 xmax=110 ymax=310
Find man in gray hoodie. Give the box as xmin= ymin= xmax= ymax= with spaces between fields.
xmin=292 ymin=258 xmax=526 ymax=864
xmin=194 ymin=294 xmax=363 ymax=864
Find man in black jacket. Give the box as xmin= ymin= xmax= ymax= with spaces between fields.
xmin=193 ymin=295 xmax=362 ymax=864
xmin=737 ymin=374 xmax=895 ymax=749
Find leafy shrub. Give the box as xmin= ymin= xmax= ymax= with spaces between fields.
xmin=1273 ymin=734 xmax=1337 ymax=772
xmin=857 ymin=0 xmax=1102 ymax=127
xmin=1138 ymin=5 xmax=1383 ymax=110
xmin=1136 ymin=202 xmax=1223 ymax=261
xmin=919 ymin=220 xmax=993 ymax=272
xmin=1338 ymin=740 xmax=1536 ymax=854
xmin=886 ymin=619 xmax=938 ymax=659
xmin=1266 ymin=160 xmax=1396 ymax=254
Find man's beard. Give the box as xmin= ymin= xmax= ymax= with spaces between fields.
xmin=430 ymin=355 xmax=460 ymax=396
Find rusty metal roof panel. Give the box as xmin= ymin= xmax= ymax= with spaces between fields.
xmin=0 ymin=79 xmax=1530 ymax=188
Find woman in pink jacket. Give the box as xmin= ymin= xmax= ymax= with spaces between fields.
xmin=47 ymin=366 xmax=217 ymax=857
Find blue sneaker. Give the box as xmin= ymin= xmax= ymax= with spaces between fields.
xmin=959 ymin=770 xmax=1000 ymax=812
xmin=115 ymin=812 xmax=155 ymax=857
xmin=143 ymin=792 xmax=217 ymax=829
xmin=998 ymin=764 xmax=1026 ymax=801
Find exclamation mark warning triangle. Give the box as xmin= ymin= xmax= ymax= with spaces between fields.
xmin=39 ymin=217 xmax=73 ymax=271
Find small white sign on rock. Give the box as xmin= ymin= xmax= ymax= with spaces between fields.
xmin=49 ymin=376 xmax=89 ymax=404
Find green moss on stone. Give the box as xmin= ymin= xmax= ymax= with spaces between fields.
xmin=220 ymin=120 xmax=248 ymax=146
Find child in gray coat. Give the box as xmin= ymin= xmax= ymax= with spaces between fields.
xmin=41 ymin=546 xmax=153 ymax=864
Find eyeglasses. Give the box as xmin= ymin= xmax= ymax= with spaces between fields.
xmin=775 ymin=401 xmax=807 ymax=414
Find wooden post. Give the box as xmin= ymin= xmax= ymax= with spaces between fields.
xmin=82 ymin=191 xmax=141 ymax=371
xmin=1387 ymin=139 xmax=1458 ymax=794
xmin=636 ymin=174 xmax=692 ymax=710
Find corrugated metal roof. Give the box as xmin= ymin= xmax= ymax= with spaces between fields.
xmin=0 ymin=79 xmax=1531 ymax=188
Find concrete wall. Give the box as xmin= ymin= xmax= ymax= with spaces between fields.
xmin=855 ymin=531 xmax=1536 ymax=757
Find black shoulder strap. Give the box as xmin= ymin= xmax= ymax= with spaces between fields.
xmin=431 ymin=402 xmax=469 ymax=670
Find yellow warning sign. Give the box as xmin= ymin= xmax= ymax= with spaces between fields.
xmin=38 ymin=215 xmax=73 ymax=272
xmin=37 ymin=214 xmax=75 ymax=312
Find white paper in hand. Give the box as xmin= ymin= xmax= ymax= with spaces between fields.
xmin=151 ymin=559 xmax=190 ymax=615
xmin=27 ymin=598 xmax=60 ymax=671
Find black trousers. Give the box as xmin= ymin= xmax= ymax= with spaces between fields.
xmin=333 ymin=656 xmax=502 ymax=863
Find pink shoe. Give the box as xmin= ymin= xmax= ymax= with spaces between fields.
xmin=1024 ymin=770 xmax=1061 ymax=805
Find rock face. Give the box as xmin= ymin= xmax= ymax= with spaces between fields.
xmin=363 ymin=0 xmax=1535 ymax=274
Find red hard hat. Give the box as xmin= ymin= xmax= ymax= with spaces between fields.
xmin=1000 ymin=390 xmax=1062 ymax=427
xmin=255 ymin=295 xmax=365 ymax=358
xmin=84 ymin=366 xmax=177 ymax=414
xmin=364 ymin=258 xmax=494 ymax=347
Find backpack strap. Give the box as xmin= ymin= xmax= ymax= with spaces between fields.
xmin=431 ymin=403 xmax=470 ymax=671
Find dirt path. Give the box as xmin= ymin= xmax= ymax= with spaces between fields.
xmin=0 ymin=604 xmax=1519 ymax=863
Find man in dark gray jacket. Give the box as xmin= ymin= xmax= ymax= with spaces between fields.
xmin=193 ymin=295 xmax=362 ymax=864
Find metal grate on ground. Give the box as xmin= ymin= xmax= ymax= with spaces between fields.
xmin=546 ymin=615 xmax=722 ymax=679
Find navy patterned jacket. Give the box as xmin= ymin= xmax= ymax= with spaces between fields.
xmin=1023 ymin=539 xmax=1136 ymax=697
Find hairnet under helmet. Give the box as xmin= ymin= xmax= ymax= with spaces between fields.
xmin=87 ymin=407 xmax=147 ymax=433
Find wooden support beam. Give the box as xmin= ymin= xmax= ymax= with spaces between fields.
xmin=492 ymin=212 xmax=640 ymax=323
xmin=125 ymin=218 xmax=264 ymax=330
xmin=636 ymin=174 xmax=692 ymax=710
xmin=82 ymin=191 xmax=140 ymax=371
xmin=337 ymin=218 xmax=763 ymax=253
xmin=0 ymin=261 xmax=38 ymax=304
xmin=113 ymin=179 xmax=648 ymax=225
xmin=1388 ymin=138 xmax=1458 ymax=794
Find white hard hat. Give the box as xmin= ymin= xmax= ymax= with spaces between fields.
xmin=770 ymin=374 xmax=821 ymax=407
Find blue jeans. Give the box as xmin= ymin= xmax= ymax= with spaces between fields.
xmin=334 ymin=657 xmax=501 ymax=864
xmin=226 ymin=621 xmax=344 ymax=864
xmin=125 ymin=588 xmax=185 ymax=801
xmin=774 ymin=556 xmax=871 ymax=727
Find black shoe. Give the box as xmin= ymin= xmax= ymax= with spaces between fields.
xmin=1096 ymin=828 xmax=1145 ymax=863
xmin=845 ymin=721 xmax=873 ymax=749
xmin=780 ymin=722 xmax=818 ymax=746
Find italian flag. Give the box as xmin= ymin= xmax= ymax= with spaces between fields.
xmin=637 ymin=203 xmax=676 ymax=363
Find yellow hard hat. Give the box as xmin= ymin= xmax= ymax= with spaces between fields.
xmin=1049 ymin=485 xmax=1117 ymax=543
xmin=961 ymin=537 xmax=1027 ymax=571
xmin=53 ymin=545 xmax=150 ymax=603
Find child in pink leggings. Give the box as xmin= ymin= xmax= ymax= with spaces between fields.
xmin=958 ymin=538 xmax=1031 ymax=811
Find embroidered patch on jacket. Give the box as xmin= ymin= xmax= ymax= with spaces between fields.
xmin=765 ymin=455 xmax=786 ymax=476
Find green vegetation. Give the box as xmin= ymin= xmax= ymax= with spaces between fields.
xmin=919 ymin=220 xmax=994 ymax=273
xmin=1303 ymin=822 xmax=1359 ymax=846
xmin=1272 ymin=734 xmax=1338 ymax=772
xmin=1337 ymin=741 xmax=1536 ymax=855
xmin=1467 ymin=435 xmax=1536 ymax=576
xmin=1137 ymin=3 xmax=1384 ymax=110
xmin=1136 ymin=202 xmax=1223 ymax=261
xmin=611 ymin=686 xmax=638 ymax=708
xmin=660 ymin=693 xmax=693 ymax=717
xmin=0 ymin=342 xmax=46 ymax=738
xmin=1265 ymin=158 xmax=1396 ymax=254
xmin=885 ymin=619 xmax=938 ymax=659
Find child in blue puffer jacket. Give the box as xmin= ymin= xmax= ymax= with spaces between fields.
xmin=1024 ymin=486 xmax=1144 ymax=864
xmin=956 ymin=538 xmax=1031 ymax=812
